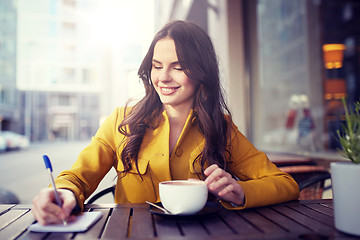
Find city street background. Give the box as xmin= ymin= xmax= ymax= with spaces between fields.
xmin=0 ymin=140 xmax=116 ymax=204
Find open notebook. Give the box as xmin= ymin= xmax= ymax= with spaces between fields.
xmin=29 ymin=211 xmax=102 ymax=233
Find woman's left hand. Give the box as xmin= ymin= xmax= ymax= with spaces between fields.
xmin=204 ymin=164 xmax=245 ymax=206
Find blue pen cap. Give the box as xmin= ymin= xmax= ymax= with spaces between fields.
xmin=43 ymin=155 xmax=53 ymax=172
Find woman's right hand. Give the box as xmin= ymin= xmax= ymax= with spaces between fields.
xmin=32 ymin=188 xmax=77 ymax=225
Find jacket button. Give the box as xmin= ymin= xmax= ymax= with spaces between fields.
xmin=175 ymin=148 xmax=183 ymax=157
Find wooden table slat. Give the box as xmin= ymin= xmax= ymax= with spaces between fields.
xmin=177 ymin=219 xmax=208 ymax=237
xmin=130 ymin=207 xmax=155 ymax=239
xmin=46 ymin=232 xmax=74 ymax=239
xmin=273 ymin=205 xmax=334 ymax=232
xmin=289 ymin=203 xmax=334 ymax=227
xmin=297 ymin=199 xmax=332 ymax=205
xmin=153 ymin=215 xmax=182 ymax=238
xmin=238 ymin=209 xmax=287 ymax=234
xmin=0 ymin=204 xmax=15 ymax=216
xmin=217 ymin=209 xmax=260 ymax=235
xmin=305 ymin=202 xmax=334 ymax=217
xmin=319 ymin=202 xmax=334 ymax=209
xmin=102 ymin=207 xmax=130 ymax=238
xmin=0 ymin=210 xmax=36 ymax=240
xmin=17 ymin=229 xmax=48 ymax=240
xmin=0 ymin=209 xmax=29 ymax=231
xmin=258 ymin=206 xmax=309 ymax=233
xmin=200 ymin=213 xmax=234 ymax=236
xmin=12 ymin=205 xmax=33 ymax=210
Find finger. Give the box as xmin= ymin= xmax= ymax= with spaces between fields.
xmin=204 ymin=164 xmax=219 ymax=176
xmin=218 ymin=183 xmax=235 ymax=196
xmin=216 ymin=183 xmax=245 ymax=206
xmin=59 ymin=190 xmax=76 ymax=216
xmin=62 ymin=201 xmax=75 ymax=217
xmin=205 ymin=167 xmax=226 ymax=185
xmin=208 ymin=174 xmax=231 ymax=191
xmin=43 ymin=200 xmax=67 ymax=220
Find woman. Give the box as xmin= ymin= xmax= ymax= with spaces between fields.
xmin=32 ymin=20 xmax=299 ymax=225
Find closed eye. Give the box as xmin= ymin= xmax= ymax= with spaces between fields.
xmin=152 ymin=64 xmax=162 ymax=70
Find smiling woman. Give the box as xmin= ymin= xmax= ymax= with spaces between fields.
xmin=31 ymin=20 xmax=299 ymax=226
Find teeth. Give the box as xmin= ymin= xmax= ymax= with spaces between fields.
xmin=161 ymin=87 xmax=177 ymax=92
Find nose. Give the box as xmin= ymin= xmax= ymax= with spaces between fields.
xmin=159 ymin=69 xmax=171 ymax=82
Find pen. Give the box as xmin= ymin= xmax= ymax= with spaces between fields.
xmin=43 ymin=155 xmax=67 ymax=225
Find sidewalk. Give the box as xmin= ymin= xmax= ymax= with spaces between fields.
xmin=0 ymin=140 xmax=116 ymax=204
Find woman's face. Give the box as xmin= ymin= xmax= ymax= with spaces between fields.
xmin=151 ymin=37 xmax=196 ymax=111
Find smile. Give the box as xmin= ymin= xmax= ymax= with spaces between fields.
xmin=159 ymin=86 xmax=180 ymax=95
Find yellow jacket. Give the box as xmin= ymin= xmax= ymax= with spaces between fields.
xmin=55 ymin=108 xmax=299 ymax=210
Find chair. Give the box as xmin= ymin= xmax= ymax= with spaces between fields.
xmin=279 ymin=165 xmax=331 ymax=199
xmin=86 ymin=185 xmax=116 ymax=204
xmin=0 ymin=188 xmax=20 ymax=204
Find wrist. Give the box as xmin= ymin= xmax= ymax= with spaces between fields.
xmin=232 ymin=195 xmax=245 ymax=207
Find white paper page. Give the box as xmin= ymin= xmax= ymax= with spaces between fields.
xmin=29 ymin=211 xmax=102 ymax=232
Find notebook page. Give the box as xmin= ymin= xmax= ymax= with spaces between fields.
xmin=29 ymin=211 xmax=102 ymax=232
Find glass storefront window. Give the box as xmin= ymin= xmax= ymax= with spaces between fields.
xmin=250 ymin=0 xmax=360 ymax=154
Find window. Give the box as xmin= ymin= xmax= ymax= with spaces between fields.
xmin=82 ymin=68 xmax=91 ymax=84
xmin=62 ymin=67 xmax=76 ymax=83
xmin=62 ymin=44 xmax=76 ymax=59
xmin=246 ymin=0 xmax=360 ymax=153
xmin=62 ymin=22 xmax=76 ymax=36
xmin=63 ymin=0 xmax=76 ymax=8
xmin=58 ymin=95 xmax=70 ymax=106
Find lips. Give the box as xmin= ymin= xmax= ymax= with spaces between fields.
xmin=159 ymin=86 xmax=180 ymax=95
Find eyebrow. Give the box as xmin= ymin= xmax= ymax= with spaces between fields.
xmin=152 ymin=59 xmax=180 ymax=66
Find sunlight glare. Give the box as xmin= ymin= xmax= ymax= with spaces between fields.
xmin=84 ymin=0 xmax=154 ymax=48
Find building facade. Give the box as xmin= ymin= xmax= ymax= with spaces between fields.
xmin=0 ymin=0 xmax=154 ymax=142
xmin=0 ymin=0 xmax=155 ymax=142
xmin=0 ymin=1 xmax=19 ymax=132
xmin=15 ymin=0 xmax=102 ymax=141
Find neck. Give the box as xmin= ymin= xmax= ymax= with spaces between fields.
xmin=164 ymin=104 xmax=193 ymax=154
xmin=163 ymin=104 xmax=192 ymax=127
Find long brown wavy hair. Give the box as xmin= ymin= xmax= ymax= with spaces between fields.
xmin=118 ymin=20 xmax=232 ymax=177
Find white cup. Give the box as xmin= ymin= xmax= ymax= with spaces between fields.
xmin=159 ymin=180 xmax=208 ymax=215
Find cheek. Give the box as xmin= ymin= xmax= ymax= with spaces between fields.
xmin=183 ymin=78 xmax=196 ymax=91
xmin=150 ymin=70 xmax=157 ymax=84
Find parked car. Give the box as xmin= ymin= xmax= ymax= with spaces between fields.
xmin=0 ymin=136 xmax=6 ymax=152
xmin=0 ymin=131 xmax=30 ymax=151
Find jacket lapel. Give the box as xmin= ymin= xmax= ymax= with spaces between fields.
xmin=138 ymin=111 xmax=172 ymax=181
xmin=137 ymin=109 xmax=206 ymax=181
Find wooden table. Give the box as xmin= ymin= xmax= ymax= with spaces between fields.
xmin=1 ymin=199 xmax=359 ymax=239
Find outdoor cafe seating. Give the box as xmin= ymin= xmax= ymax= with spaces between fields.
xmin=267 ymin=152 xmax=332 ymax=200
